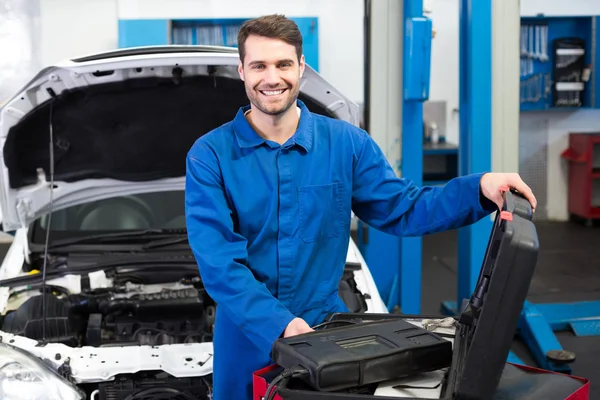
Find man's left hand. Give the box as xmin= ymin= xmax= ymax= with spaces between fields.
xmin=480 ymin=173 xmax=537 ymax=212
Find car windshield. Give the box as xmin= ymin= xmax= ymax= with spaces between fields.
xmin=31 ymin=191 xmax=187 ymax=243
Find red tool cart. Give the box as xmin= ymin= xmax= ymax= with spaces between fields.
xmin=561 ymin=132 xmax=600 ymax=224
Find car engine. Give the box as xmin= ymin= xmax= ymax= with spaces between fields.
xmin=0 ymin=265 xmax=367 ymax=400
xmin=1 ymin=267 xmax=366 ymax=348
xmin=1 ymin=283 xmax=215 ymax=348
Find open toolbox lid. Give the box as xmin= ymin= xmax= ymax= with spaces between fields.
xmin=440 ymin=189 xmax=539 ymax=399
xmin=268 ymin=190 xmax=542 ymax=399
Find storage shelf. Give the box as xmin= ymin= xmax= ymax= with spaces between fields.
xmin=588 ymin=207 xmax=600 ymax=219
xmin=519 ymin=16 xmax=597 ymax=111
xmin=564 ymin=133 xmax=600 ymax=220
xmin=423 ymin=142 xmax=458 ymax=155
xmin=423 ymin=142 xmax=458 ymax=184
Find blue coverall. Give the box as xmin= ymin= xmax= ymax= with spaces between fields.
xmin=184 ymin=100 xmax=496 ymax=400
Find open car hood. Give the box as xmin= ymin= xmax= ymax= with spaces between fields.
xmin=0 ymin=45 xmax=360 ymax=231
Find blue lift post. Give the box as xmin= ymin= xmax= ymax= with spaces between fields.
xmin=399 ymin=0 xmax=433 ymax=315
xmin=440 ymin=0 xmax=494 ymax=317
xmin=360 ymin=0 xmax=433 ymax=315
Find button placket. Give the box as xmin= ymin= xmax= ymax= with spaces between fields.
xmin=276 ymin=147 xmax=295 ymax=306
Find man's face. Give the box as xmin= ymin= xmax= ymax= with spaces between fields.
xmin=238 ymin=35 xmax=305 ymax=117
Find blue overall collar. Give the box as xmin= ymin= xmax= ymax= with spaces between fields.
xmin=233 ymin=99 xmax=313 ymax=152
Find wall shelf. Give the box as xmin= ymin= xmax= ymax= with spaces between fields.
xmin=423 ymin=141 xmax=458 ymax=184
xmin=519 ymin=16 xmax=599 ymax=112
xmin=171 ymin=19 xmax=246 ymax=47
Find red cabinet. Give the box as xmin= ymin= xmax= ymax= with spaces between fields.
xmin=561 ymin=133 xmax=600 ymax=223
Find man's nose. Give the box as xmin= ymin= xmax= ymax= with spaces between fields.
xmin=264 ymin=66 xmax=281 ymax=85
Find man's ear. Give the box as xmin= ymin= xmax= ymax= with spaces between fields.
xmin=238 ymin=59 xmax=244 ymax=81
xmin=299 ymin=54 xmax=306 ymax=78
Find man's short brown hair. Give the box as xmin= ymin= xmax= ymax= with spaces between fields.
xmin=237 ymin=14 xmax=303 ymax=64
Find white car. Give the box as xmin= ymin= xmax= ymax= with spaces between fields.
xmin=0 ymin=46 xmax=388 ymax=400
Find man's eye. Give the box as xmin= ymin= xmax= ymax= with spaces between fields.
xmin=253 ymin=65 xmax=264 ymax=70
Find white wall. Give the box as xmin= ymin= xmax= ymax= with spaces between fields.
xmin=39 ymin=0 xmax=119 ymax=66
xmin=38 ymin=0 xmax=365 ymax=105
xmin=0 ymin=0 xmax=41 ymax=105
xmin=520 ymin=0 xmax=600 ymax=16
xmin=427 ymin=0 xmax=459 ymax=145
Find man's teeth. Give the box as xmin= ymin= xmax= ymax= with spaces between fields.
xmin=262 ymin=89 xmax=284 ymax=96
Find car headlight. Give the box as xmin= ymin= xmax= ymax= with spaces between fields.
xmin=0 ymin=343 xmax=84 ymax=400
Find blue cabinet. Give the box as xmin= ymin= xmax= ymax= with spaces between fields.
xmin=118 ymin=20 xmax=170 ymax=47
xmin=118 ymin=17 xmax=320 ymax=71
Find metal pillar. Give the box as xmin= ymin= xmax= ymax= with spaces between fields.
xmin=400 ymin=0 xmax=432 ymax=314
xmin=491 ymin=0 xmax=520 ymax=176
xmin=457 ymin=0 xmax=494 ymax=312
xmin=360 ymin=0 xmax=404 ymax=311
xmin=491 ymin=0 xmax=525 ymax=367
xmin=440 ymin=0 xmax=494 ymax=317
xmin=360 ymin=0 xmax=431 ymax=314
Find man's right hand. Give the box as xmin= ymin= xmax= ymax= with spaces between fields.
xmin=284 ymin=317 xmax=314 ymax=338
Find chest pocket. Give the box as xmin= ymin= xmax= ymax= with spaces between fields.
xmin=298 ymin=182 xmax=343 ymax=242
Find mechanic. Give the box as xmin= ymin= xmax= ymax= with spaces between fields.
xmin=184 ymin=14 xmax=537 ymax=400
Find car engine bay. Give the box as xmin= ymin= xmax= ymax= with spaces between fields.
xmin=0 ymin=259 xmax=369 ymax=400
xmin=2 ymin=285 xmax=215 ymax=348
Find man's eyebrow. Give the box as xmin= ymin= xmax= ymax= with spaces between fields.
xmin=248 ymin=59 xmax=296 ymax=66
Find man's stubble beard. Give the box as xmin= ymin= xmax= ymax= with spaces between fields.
xmin=246 ymin=83 xmax=300 ymax=117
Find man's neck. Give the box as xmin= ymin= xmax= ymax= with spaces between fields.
xmin=246 ymin=104 xmax=301 ymax=145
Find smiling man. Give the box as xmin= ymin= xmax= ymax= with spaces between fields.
xmin=184 ymin=14 xmax=537 ymax=400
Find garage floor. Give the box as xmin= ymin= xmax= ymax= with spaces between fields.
xmin=423 ymin=220 xmax=600 ymax=399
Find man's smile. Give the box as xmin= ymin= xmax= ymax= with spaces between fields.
xmin=258 ymin=88 xmax=288 ymax=97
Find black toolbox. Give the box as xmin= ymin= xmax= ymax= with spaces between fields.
xmin=254 ymin=191 xmax=588 ymax=399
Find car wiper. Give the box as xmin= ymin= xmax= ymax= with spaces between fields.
xmin=45 ymin=228 xmax=186 ymax=249
xmin=141 ymin=235 xmax=189 ymax=250
xmin=0 ymin=256 xmax=199 ymax=286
